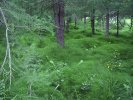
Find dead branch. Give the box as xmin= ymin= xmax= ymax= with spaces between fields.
xmin=0 ymin=7 xmax=12 ymax=87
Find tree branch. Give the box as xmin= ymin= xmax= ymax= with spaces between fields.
xmin=0 ymin=7 xmax=12 ymax=87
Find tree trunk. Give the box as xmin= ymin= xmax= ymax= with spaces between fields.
xmin=105 ymin=9 xmax=109 ymax=38
xmin=116 ymin=10 xmax=119 ymax=37
xmin=74 ymin=15 xmax=77 ymax=28
xmin=102 ymin=16 xmax=105 ymax=30
xmin=53 ymin=0 xmax=65 ymax=47
xmin=91 ymin=9 xmax=95 ymax=34
xmin=66 ymin=17 xmax=70 ymax=32
xmin=97 ymin=16 xmax=101 ymax=29
xmin=130 ymin=16 xmax=133 ymax=29
xmin=84 ymin=15 xmax=86 ymax=30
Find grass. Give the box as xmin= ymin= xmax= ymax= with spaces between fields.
xmin=0 ymin=21 xmax=133 ymax=100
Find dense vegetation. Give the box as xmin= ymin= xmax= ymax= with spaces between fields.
xmin=0 ymin=0 xmax=133 ymax=100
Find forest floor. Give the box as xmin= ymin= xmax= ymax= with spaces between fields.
xmin=0 ymin=23 xmax=133 ymax=100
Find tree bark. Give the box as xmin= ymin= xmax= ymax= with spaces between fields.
xmin=53 ymin=0 xmax=65 ymax=47
xmin=116 ymin=10 xmax=119 ymax=37
xmin=105 ymin=9 xmax=109 ymax=38
xmin=91 ymin=9 xmax=95 ymax=34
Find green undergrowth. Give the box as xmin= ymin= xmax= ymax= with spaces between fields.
xmin=0 ymin=25 xmax=133 ymax=100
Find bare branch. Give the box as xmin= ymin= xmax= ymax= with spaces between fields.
xmin=0 ymin=7 xmax=12 ymax=87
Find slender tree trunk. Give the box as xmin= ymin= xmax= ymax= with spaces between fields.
xmin=97 ymin=16 xmax=101 ymax=29
xmin=105 ymin=9 xmax=109 ymax=38
xmin=74 ymin=15 xmax=77 ymax=28
xmin=130 ymin=16 xmax=133 ymax=29
xmin=102 ymin=16 xmax=105 ymax=30
xmin=116 ymin=10 xmax=119 ymax=37
xmin=91 ymin=9 xmax=95 ymax=34
xmin=53 ymin=0 xmax=65 ymax=47
xmin=84 ymin=15 xmax=86 ymax=30
xmin=66 ymin=17 xmax=70 ymax=32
